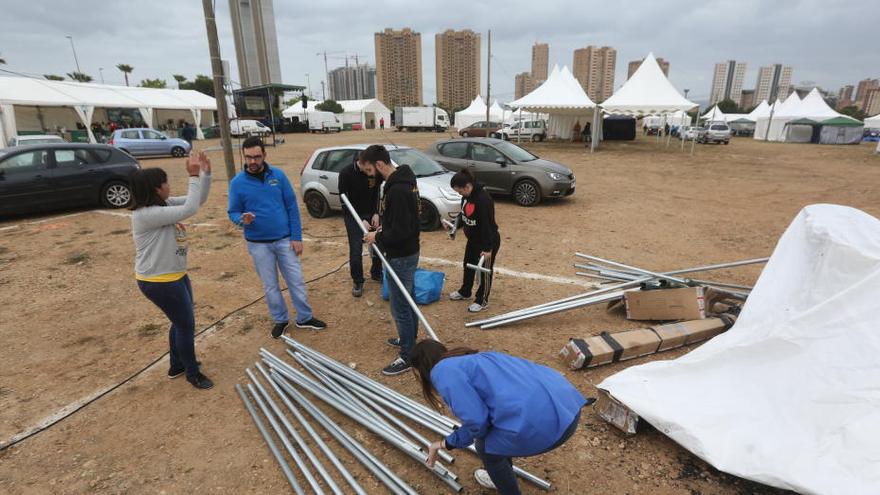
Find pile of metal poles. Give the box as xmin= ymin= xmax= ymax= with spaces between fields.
xmin=237 ymin=337 xmax=552 ymax=494
xmin=466 ymin=253 xmax=769 ymax=330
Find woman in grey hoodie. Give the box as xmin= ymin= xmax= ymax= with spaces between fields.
xmin=130 ymin=151 xmax=213 ymax=390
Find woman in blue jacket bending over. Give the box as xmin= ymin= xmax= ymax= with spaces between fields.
xmin=411 ymin=339 xmax=589 ymax=494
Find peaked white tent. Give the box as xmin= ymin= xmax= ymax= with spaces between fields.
xmin=747 ymin=100 xmax=771 ymax=120
xmin=489 ymin=100 xmax=504 ymax=120
xmin=755 ymin=90 xmax=848 ymax=142
xmin=0 ymin=76 xmax=217 ymax=147
xmin=754 ymin=92 xmax=803 ymax=141
xmin=865 ymin=113 xmax=880 ymax=130
xmin=701 ymin=105 xmax=727 ymax=122
xmin=664 ymin=110 xmax=691 ymax=127
xmin=508 ymin=65 xmax=596 ymax=139
xmin=337 ymin=99 xmax=391 ymax=129
xmin=454 ymin=96 xmax=488 ymax=129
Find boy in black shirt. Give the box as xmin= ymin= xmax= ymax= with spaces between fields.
xmin=338 ymin=153 xmax=383 ymax=296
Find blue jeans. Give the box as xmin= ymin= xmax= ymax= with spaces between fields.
xmin=137 ymin=275 xmax=200 ymax=378
xmin=246 ymin=238 xmax=313 ymax=324
xmin=344 ymin=215 xmax=382 ymax=284
xmin=475 ymin=411 xmax=582 ymax=495
xmin=386 ymin=253 xmax=419 ymax=360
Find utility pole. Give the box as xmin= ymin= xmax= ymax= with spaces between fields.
xmin=201 ymin=0 xmax=236 ymax=182
xmin=65 ymin=35 xmax=81 ymax=73
xmin=322 ymin=51 xmax=330 ymax=100
xmin=485 ymin=30 xmax=491 ymax=123
xmin=321 ymin=80 xmax=326 ymax=101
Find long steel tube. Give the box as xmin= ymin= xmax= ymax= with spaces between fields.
xmin=480 ymin=291 xmax=626 ymax=329
xmin=246 ymin=368 xmax=344 ymax=495
xmin=279 ymin=340 xmax=553 ymax=491
xmin=341 ymin=193 xmax=440 ymax=342
xmin=575 ymin=252 xmax=691 ymax=285
xmin=270 ymin=361 xmax=463 ymax=492
xmin=235 ymin=384 xmax=305 ymax=495
xmin=271 ymin=371 xmax=416 ymax=495
xmin=254 ymin=363 xmax=367 ymax=495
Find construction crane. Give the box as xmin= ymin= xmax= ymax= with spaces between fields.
xmin=316 ymin=51 xmax=368 ymax=100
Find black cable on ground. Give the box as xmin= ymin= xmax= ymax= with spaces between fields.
xmin=0 ymin=258 xmax=350 ymax=452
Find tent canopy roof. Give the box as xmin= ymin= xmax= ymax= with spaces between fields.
xmin=508 ymin=65 xmax=596 ymax=113
xmin=337 ymin=98 xmax=390 ymax=114
xmin=787 ymin=117 xmax=820 ymax=126
xmin=819 ymin=116 xmax=863 ymax=127
xmin=457 ymin=95 xmax=488 ymax=115
xmin=600 ymin=53 xmax=696 ymax=116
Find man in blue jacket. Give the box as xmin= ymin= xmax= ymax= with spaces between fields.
xmin=227 ymin=136 xmax=326 ymax=338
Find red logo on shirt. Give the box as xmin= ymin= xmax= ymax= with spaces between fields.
xmin=464 ymin=202 xmax=475 ymax=217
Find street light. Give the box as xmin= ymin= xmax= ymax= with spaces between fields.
xmin=65 ymin=35 xmax=81 ymax=73
xmin=684 ymin=89 xmax=690 ymax=99
xmin=305 ymin=73 xmax=311 ymax=99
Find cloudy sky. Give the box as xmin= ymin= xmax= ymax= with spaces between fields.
xmin=0 ymin=0 xmax=874 ymax=106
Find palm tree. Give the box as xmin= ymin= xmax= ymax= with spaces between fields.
xmin=0 ymin=56 xmax=5 ymax=65
xmin=67 ymin=71 xmax=93 ymax=83
xmin=44 ymin=74 xmax=65 ymax=81
xmin=172 ymin=74 xmax=187 ymax=89
xmin=117 ymin=64 xmax=134 ymax=86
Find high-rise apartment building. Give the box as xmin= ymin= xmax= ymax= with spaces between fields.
xmin=628 ymin=57 xmax=669 ymax=79
xmin=435 ymin=29 xmax=481 ymax=110
xmin=572 ymin=46 xmax=616 ymax=102
xmin=740 ymin=89 xmax=756 ymax=111
xmin=374 ymin=28 xmax=423 ymax=108
xmin=531 ymin=42 xmax=549 ymax=82
xmin=514 ymin=72 xmax=539 ymax=99
xmin=855 ymin=78 xmax=880 ymax=111
xmin=755 ymin=64 xmax=793 ymax=103
xmin=709 ymin=60 xmax=747 ymax=106
xmin=229 ymin=0 xmax=283 ymax=87
xmin=328 ymin=64 xmax=376 ymax=101
xmin=837 ymin=84 xmax=855 ymax=109
xmin=865 ymin=88 xmax=880 ymax=116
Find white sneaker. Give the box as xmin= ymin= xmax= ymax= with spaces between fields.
xmin=474 ymin=469 xmax=496 ymax=490
xmin=449 ymin=291 xmax=465 ymax=301
xmin=468 ymin=302 xmax=487 ymax=313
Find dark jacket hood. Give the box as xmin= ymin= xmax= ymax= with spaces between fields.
xmin=386 ymin=165 xmax=417 ymax=187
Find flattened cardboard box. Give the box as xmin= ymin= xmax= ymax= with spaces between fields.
xmin=624 ymin=286 xmax=707 ymax=321
xmin=596 ymin=389 xmax=639 ymax=435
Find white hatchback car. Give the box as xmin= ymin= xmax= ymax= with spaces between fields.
xmin=299 ymin=144 xmax=461 ymax=231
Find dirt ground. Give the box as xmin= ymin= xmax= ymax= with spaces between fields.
xmin=1 ymin=130 xmax=878 ymax=494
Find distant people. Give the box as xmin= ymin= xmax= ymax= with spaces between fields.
xmin=338 ymin=152 xmax=383 ymax=297
xmin=664 ymin=123 xmax=670 ymax=136
xmin=181 ymin=122 xmax=196 ymax=145
xmin=379 ymin=116 xmax=385 ymax=130
xmin=571 ymin=121 xmax=582 ymax=142
xmin=130 ymin=151 xmax=214 ymax=390
xmin=370 ymin=118 xmax=375 ymax=129
xmin=227 ymin=136 xmax=327 ymax=339
xmin=583 ymin=122 xmax=592 ymax=146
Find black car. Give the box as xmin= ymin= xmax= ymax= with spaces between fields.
xmin=0 ymin=143 xmax=140 ymax=217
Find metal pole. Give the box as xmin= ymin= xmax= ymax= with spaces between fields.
xmin=341 ymin=193 xmax=440 ymax=341
xmin=99 ymin=68 xmax=104 ymax=84
xmin=480 ymin=291 xmax=625 ymax=330
xmin=65 ymin=35 xmax=81 ymax=73
xmin=235 ymin=384 xmax=305 ymax=495
xmin=201 ymin=0 xmax=236 ymax=182
xmin=485 ymin=30 xmax=491 ymax=124
xmin=247 ymin=368 xmax=344 ymax=495
xmin=254 ymin=363 xmax=366 ymax=495
xmin=575 ymin=252 xmax=690 ymax=286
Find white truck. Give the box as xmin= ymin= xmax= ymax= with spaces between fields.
xmin=230 ymin=119 xmax=271 ymax=137
xmin=394 ymin=106 xmax=449 ymax=132
xmin=308 ymin=111 xmax=342 ymax=133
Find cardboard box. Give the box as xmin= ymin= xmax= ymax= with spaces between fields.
xmin=595 ymin=389 xmax=639 ymax=435
xmin=607 ymin=329 xmax=662 ymax=361
xmin=624 ymin=286 xmax=707 ymax=321
xmin=558 ymin=336 xmax=615 ymax=370
xmin=652 ymin=316 xmax=734 ymax=350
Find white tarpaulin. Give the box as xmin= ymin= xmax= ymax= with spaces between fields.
xmin=862 ymin=113 xmax=880 ymax=130
xmin=600 ymin=204 xmax=880 ymax=495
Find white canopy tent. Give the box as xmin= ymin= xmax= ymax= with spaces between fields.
xmin=337 ymin=99 xmax=391 ymax=129
xmin=754 ymin=92 xmax=804 ymax=141
xmin=0 ymin=76 xmax=217 ymax=147
xmin=664 ymin=110 xmax=691 ymax=127
xmin=746 ymin=100 xmax=771 ymax=120
xmin=508 ymin=65 xmax=596 ymax=140
xmin=755 ymin=89 xmax=845 ymax=142
xmin=454 ymin=95 xmax=487 ymax=129
xmin=701 ymin=105 xmax=727 ymax=122
xmin=865 ymin=113 xmax=880 ymax=130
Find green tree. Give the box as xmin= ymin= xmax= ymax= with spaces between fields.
xmin=179 ymin=75 xmax=214 ymax=97
xmin=43 ymin=74 xmax=65 ymax=81
xmin=0 ymin=54 xmax=5 ymax=65
xmin=839 ymin=105 xmax=867 ymax=121
xmin=716 ymin=98 xmax=739 ymax=113
xmin=139 ymin=78 xmax=167 ymax=89
xmin=67 ymin=71 xmax=93 ymax=82
xmin=315 ymin=99 xmax=343 ymax=113
xmin=285 ymin=96 xmax=302 ymax=107
xmin=116 ymin=64 xmax=134 ymax=86
xmin=172 ymin=74 xmax=187 ymax=88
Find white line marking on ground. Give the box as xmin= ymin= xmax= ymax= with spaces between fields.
xmin=92 ymin=210 xmax=132 ymax=218
xmin=420 ymin=256 xmax=598 ymax=288
xmin=0 ymin=225 xmax=20 ymax=232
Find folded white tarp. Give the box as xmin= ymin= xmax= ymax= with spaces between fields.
xmin=600 ymin=204 xmax=880 ymax=495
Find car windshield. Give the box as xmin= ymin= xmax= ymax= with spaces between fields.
xmin=389 ymin=148 xmax=446 ymax=177
xmin=710 ymin=125 xmax=729 ymax=130
xmin=493 ymin=140 xmax=538 ymax=162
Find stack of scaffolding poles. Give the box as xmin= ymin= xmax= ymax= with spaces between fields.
xmin=466 ymin=255 xmax=769 ymax=330
xmin=281 ymin=336 xmax=553 ymax=491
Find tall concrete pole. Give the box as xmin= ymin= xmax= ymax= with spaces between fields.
xmin=201 ymin=0 xmax=236 ymax=182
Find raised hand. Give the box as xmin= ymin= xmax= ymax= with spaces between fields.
xmin=197 ymin=150 xmax=212 ymax=174
xmin=185 ymin=152 xmax=201 ymax=177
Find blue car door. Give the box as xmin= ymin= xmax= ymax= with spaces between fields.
xmin=118 ymin=129 xmax=142 ymax=155
xmin=140 ymin=129 xmax=167 ymax=155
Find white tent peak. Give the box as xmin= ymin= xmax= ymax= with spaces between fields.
xmin=508 ymin=64 xmax=595 ymax=111
xmin=600 ymin=52 xmax=696 ymax=115
xmin=701 ymin=105 xmax=726 ymax=122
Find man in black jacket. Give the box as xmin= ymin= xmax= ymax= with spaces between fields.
xmin=362 ymin=145 xmax=421 ymax=376
xmin=339 ymin=153 xmax=383 ymax=297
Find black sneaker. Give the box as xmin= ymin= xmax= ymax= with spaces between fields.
xmin=352 ymin=282 xmax=364 ymax=298
xmin=382 ymin=357 xmax=411 ymax=376
xmin=168 ymin=366 xmax=185 ymax=379
xmin=386 ymin=338 xmax=401 ymax=348
xmin=296 ymin=317 xmax=327 ymax=330
xmin=186 ymin=372 xmax=214 ymax=390
xmin=370 ymin=274 xmax=383 ymax=282
xmin=271 ymin=321 xmax=289 ymax=339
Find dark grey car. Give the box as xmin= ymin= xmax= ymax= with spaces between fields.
xmin=425 ymin=138 xmax=576 ymax=206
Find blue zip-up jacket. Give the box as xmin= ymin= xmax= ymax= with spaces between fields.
xmin=227 ymin=164 xmax=302 ymax=242
xmin=432 ymin=352 xmax=586 ymax=456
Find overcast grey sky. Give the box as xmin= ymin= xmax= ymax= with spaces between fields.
xmin=0 ymin=0 xmax=874 ymax=106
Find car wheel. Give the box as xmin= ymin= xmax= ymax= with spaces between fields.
xmin=304 ymin=191 xmax=330 ymax=218
xmin=461 ymin=131 xmax=469 ymax=137
xmin=418 ymin=199 xmax=440 ymax=231
xmin=101 ymin=181 xmax=133 ymax=209
xmin=171 ymin=146 xmax=186 ymax=158
xmin=513 ymin=179 xmax=541 ymax=207
xmin=531 ymin=134 xmax=540 ymax=142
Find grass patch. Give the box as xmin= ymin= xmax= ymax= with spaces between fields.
xmin=137 ymin=323 xmax=163 ymax=338
xmin=110 ymin=229 xmax=128 ymax=235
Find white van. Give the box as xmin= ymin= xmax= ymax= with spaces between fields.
xmin=230 ymin=119 xmax=271 ymax=137
xmin=308 ymin=111 xmax=342 ymax=133
xmin=493 ymin=120 xmax=547 ymax=142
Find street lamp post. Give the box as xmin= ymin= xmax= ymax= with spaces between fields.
xmin=99 ymin=67 xmax=104 ymax=84
xmin=65 ymin=35 xmax=81 ymax=73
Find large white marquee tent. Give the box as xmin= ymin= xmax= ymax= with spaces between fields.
xmin=866 ymin=113 xmax=880 ymax=130
xmin=338 ymin=99 xmax=391 ymax=129
xmin=754 ymin=89 xmax=860 ymax=143
xmin=508 ymin=65 xmax=596 ymax=140
xmin=0 ymin=76 xmax=217 ymax=148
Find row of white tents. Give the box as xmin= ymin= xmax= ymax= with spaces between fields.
xmin=0 ymin=77 xmax=218 ymax=148
xmin=281 ymin=98 xmax=392 ymax=129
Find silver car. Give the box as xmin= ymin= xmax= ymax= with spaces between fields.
xmin=300 ymin=144 xmax=461 ymax=231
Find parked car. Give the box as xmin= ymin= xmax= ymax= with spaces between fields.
xmin=0 ymin=143 xmax=139 ymax=217
xmin=698 ymin=123 xmax=732 ymax=144
xmin=458 ymin=121 xmax=502 ymax=138
xmin=425 ymin=138 xmax=575 ymax=207
xmin=7 ymin=134 xmax=66 ymax=147
xmin=491 ymin=120 xmax=547 ymax=141
xmin=678 ymin=125 xmax=701 ymax=140
xmin=230 ymin=119 xmax=271 ymax=137
xmin=300 ymin=144 xmax=461 ymax=230
xmin=108 ymin=128 xmax=191 ymax=158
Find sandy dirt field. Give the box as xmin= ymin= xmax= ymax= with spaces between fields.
xmin=1 ymin=129 xmax=878 ymax=494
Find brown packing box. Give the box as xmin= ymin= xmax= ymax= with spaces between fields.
xmin=595 ymin=389 xmax=639 ymax=435
xmin=606 ymin=329 xmax=661 ymax=362
xmin=558 ymin=336 xmax=616 ymax=370
xmin=624 ymin=286 xmax=707 ymax=321
xmin=652 ymin=317 xmax=734 ymax=351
